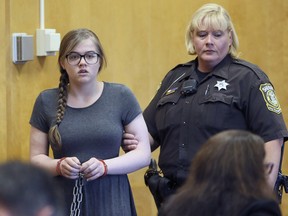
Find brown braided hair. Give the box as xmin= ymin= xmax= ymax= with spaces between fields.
xmin=48 ymin=28 xmax=107 ymax=150
xmin=48 ymin=72 xmax=69 ymax=151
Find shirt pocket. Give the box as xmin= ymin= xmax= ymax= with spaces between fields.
xmin=155 ymin=92 xmax=182 ymax=132
xmin=197 ymin=93 xmax=234 ymax=130
xmin=157 ymin=91 xmax=181 ymax=107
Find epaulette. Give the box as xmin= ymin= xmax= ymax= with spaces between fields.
xmin=164 ymin=59 xmax=195 ymax=81
xmin=169 ymin=60 xmax=195 ymax=72
xmin=232 ymin=58 xmax=269 ymax=80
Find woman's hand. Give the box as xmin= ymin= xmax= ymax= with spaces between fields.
xmin=80 ymin=158 xmax=107 ymax=181
xmin=57 ymin=157 xmax=81 ymax=179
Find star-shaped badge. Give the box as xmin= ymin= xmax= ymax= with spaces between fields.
xmin=214 ymin=80 xmax=229 ymax=91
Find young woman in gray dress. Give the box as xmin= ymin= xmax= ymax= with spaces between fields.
xmin=29 ymin=28 xmax=151 ymax=216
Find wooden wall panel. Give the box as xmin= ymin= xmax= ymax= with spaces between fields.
xmin=1 ymin=0 xmax=287 ymax=215
xmin=0 ymin=0 xmax=7 ymax=162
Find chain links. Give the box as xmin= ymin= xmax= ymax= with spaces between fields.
xmin=70 ymin=173 xmax=84 ymax=216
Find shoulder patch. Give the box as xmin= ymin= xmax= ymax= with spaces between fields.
xmin=259 ymin=83 xmax=282 ymax=114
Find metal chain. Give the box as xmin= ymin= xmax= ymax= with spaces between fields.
xmin=70 ymin=174 xmax=84 ymax=216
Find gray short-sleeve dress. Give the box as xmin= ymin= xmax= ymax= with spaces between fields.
xmin=30 ymin=82 xmax=142 ymax=216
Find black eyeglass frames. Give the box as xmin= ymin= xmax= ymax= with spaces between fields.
xmin=65 ymin=51 xmax=99 ymax=65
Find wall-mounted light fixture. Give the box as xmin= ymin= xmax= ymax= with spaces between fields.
xmin=36 ymin=0 xmax=61 ymax=56
xmin=12 ymin=33 xmax=34 ymax=64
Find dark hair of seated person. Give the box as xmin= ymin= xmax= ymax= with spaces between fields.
xmin=0 ymin=160 xmax=66 ymax=216
xmin=159 ymin=130 xmax=282 ymax=216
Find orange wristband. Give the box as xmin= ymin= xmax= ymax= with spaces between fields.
xmin=56 ymin=157 xmax=66 ymax=176
xmin=99 ymin=160 xmax=108 ymax=177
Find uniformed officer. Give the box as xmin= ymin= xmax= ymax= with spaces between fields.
xmin=123 ymin=3 xmax=288 ymax=208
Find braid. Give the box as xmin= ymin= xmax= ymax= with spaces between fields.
xmin=48 ymin=72 xmax=69 ymax=151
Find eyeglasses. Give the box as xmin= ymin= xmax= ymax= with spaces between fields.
xmin=66 ymin=51 xmax=99 ymax=66
xmin=264 ymin=162 xmax=274 ymax=175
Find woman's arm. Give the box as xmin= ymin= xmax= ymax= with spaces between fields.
xmin=30 ymin=126 xmax=81 ymax=178
xmin=30 ymin=126 xmax=58 ymax=174
xmin=122 ymin=132 xmax=156 ymax=152
xmin=81 ymin=114 xmax=151 ymax=181
xmin=107 ymin=113 xmax=151 ymax=173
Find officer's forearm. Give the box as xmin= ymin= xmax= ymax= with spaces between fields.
xmin=265 ymin=139 xmax=283 ymax=188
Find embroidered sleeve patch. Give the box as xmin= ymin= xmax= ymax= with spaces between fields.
xmin=259 ymin=83 xmax=282 ymax=114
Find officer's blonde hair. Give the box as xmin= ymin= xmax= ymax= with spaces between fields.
xmin=185 ymin=3 xmax=239 ymax=58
